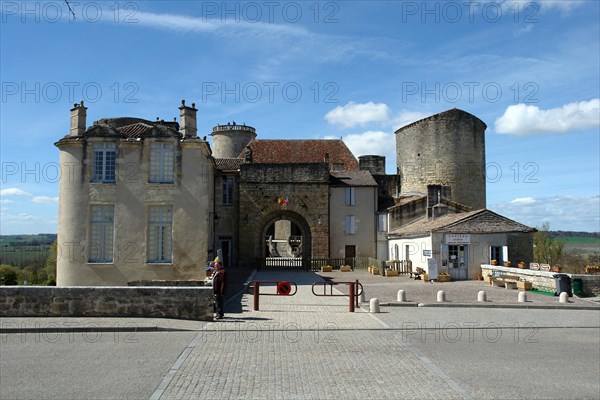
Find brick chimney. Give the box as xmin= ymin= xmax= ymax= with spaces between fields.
xmin=179 ymin=100 xmax=197 ymax=137
xmin=70 ymin=101 xmax=87 ymax=136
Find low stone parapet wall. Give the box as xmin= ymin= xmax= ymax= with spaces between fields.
xmin=480 ymin=265 xmax=600 ymax=297
xmin=0 ymin=286 xmax=214 ymax=320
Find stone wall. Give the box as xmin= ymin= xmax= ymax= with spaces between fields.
xmin=0 ymin=286 xmax=214 ymax=320
xmin=238 ymin=163 xmax=330 ymax=267
xmin=395 ymin=109 xmax=486 ymax=210
xmin=480 ymin=264 xmax=600 ymax=296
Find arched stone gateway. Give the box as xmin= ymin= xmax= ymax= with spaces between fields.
xmin=261 ymin=211 xmax=312 ymax=269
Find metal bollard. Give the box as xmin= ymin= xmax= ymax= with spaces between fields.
xmin=370 ymin=298 xmax=380 ymax=313
xmin=477 ymin=290 xmax=487 ymax=302
xmin=397 ymin=289 xmax=406 ymax=302
xmin=518 ymin=292 xmax=527 ymax=303
xmin=253 ymin=281 xmax=260 ymax=311
xmin=559 ymin=292 xmax=568 ymax=303
xmin=437 ymin=290 xmax=446 ymax=302
xmin=349 ymin=282 xmax=355 ymax=312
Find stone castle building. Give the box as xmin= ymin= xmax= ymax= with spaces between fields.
xmin=55 ymin=102 xmax=534 ymax=285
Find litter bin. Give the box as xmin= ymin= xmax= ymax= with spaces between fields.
xmin=572 ymin=278 xmax=583 ymax=297
xmin=554 ymin=274 xmax=572 ymax=297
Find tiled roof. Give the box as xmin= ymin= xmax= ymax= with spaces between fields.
xmin=243 ymin=139 xmax=359 ymax=171
xmin=386 ymin=195 xmax=426 ymax=210
xmin=215 ymin=158 xmax=244 ymax=171
xmin=388 ymin=209 xmax=536 ymax=236
xmin=330 ymin=171 xmax=377 ymax=187
xmin=395 ymin=108 xmax=487 ymax=133
xmin=119 ymin=122 xmax=155 ymax=138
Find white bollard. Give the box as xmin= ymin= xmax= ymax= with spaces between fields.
xmin=397 ymin=289 xmax=406 ymax=302
xmin=518 ymin=292 xmax=527 ymax=303
xmin=477 ymin=290 xmax=487 ymax=302
xmin=559 ymin=292 xmax=568 ymax=303
xmin=359 ymin=291 xmax=365 ymax=303
xmin=370 ymin=298 xmax=380 ymax=313
xmin=437 ymin=290 xmax=446 ymax=302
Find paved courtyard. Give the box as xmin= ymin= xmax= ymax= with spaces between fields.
xmin=1 ymin=270 xmax=599 ymax=399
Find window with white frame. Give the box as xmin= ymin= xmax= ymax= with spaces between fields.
xmin=222 ymin=177 xmax=234 ymax=205
xmin=344 ymin=215 xmax=356 ymax=235
xmin=490 ymin=245 xmax=508 ymax=264
xmin=345 ymin=187 xmax=356 ymax=206
xmin=92 ymin=143 xmax=116 ymax=182
xmin=377 ymin=213 xmax=387 ymax=232
xmin=147 ymin=206 xmax=173 ymax=263
xmin=89 ymin=205 xmax=114 ymax=262
xmin=149 ymin=143 xmax=174 ymax=183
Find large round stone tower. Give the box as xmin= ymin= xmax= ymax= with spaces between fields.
xmin=395 ymin=108 xmax=487 ymax=210
xmin=211 ymin=123 xmax=256 ymax=158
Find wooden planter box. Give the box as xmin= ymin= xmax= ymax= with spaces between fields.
xmin=517 ymin=281 xmax=532 ymax=291
xmin=385 ymin=269 xmax=399 ymax=277
xmin=421 ymin=273 xmax=429 ymax=281
xmin=438 ymin=275 xmax=452 ymax=282
xmin=340 ymin=265 xmax=352 ymax=272
xmin=321 ymin=266 xmax=333 ymax=272
xmin=484 ymin=275 xmax=493 ymax=283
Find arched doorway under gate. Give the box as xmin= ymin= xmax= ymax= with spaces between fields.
xmin=260 ymin=210 xmax=312 ymax=270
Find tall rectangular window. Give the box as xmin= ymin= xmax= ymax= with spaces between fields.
xmin=222 ymin=177 xmax=234 ymax=205
xmin=149 ymin=143 xmax=174 ymax=183
xmin=92 ymin=143 xmax=116 ymax=182
xmin=344 ymin=215 xmax=356 ymax=235
xmin=377 ymin=213 xmax=387 ymax=232
xmin=89 ymin=205 xmax=114 ymax=262
xmin=148 ymin=206 xmax=173 ymax=263
xmin=345 ymin=187 xmax=356 ymax=206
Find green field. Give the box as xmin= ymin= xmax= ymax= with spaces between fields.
xmin=558 ymin=236 xmax=600 ymax=256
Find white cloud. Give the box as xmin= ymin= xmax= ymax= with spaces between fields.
xmin=31 ymin=196 xmax=59 ymax=204
xmin=391 ymin=111 xmax=429 ymax=131
xmin=0 ymin=199 xmax=15 ymax=204
xmin=325 ymin=102 xmax=390 ymax=129
xmin=134 ymin=11 xmax=310 ymax=37
xmin=495 ymin=99 xmax=600 ymax=135
xmin=339 ymin=131 xmax=395 ymax=158
xmin=510 ymin=197 xmax=537 ymax=205
xmin=488 ymin=0 xmax=586 ymax=13
xmin=490 ymin=195 xmax=600 ymax=232
xmin=535 ymin=0 xmax=587 ymax=12
xmin=0 ymin=188 xmax=31 ymax=197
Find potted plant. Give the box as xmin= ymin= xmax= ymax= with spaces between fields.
xmin=491 ymin=259 xmax=498 ymax=266
xmin=504 ymin=261 xmax=512 ymax=267
xmin=551 ymin=264 xmax=562 ymax=272
xmin=518 ymin=261 xmax=527 ymax=269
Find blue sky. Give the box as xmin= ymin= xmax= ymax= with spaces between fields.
xmin=1 ymin=0 xmax=599 ymax=234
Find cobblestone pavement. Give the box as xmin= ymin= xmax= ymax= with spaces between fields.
xmin=154 ymin=271 xmax=469 ymax=400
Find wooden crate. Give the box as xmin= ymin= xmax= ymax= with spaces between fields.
xmin=517 ymin=281 xmax=532 ymax=291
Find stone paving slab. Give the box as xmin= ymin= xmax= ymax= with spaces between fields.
xmin=318 ymin=270 xmax=600 ymax=307
xmin=154 ymin=272 xmax=469 ymax=399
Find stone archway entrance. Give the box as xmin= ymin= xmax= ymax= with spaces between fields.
xmin=261 ymin=211 xmax=312 ymax=270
